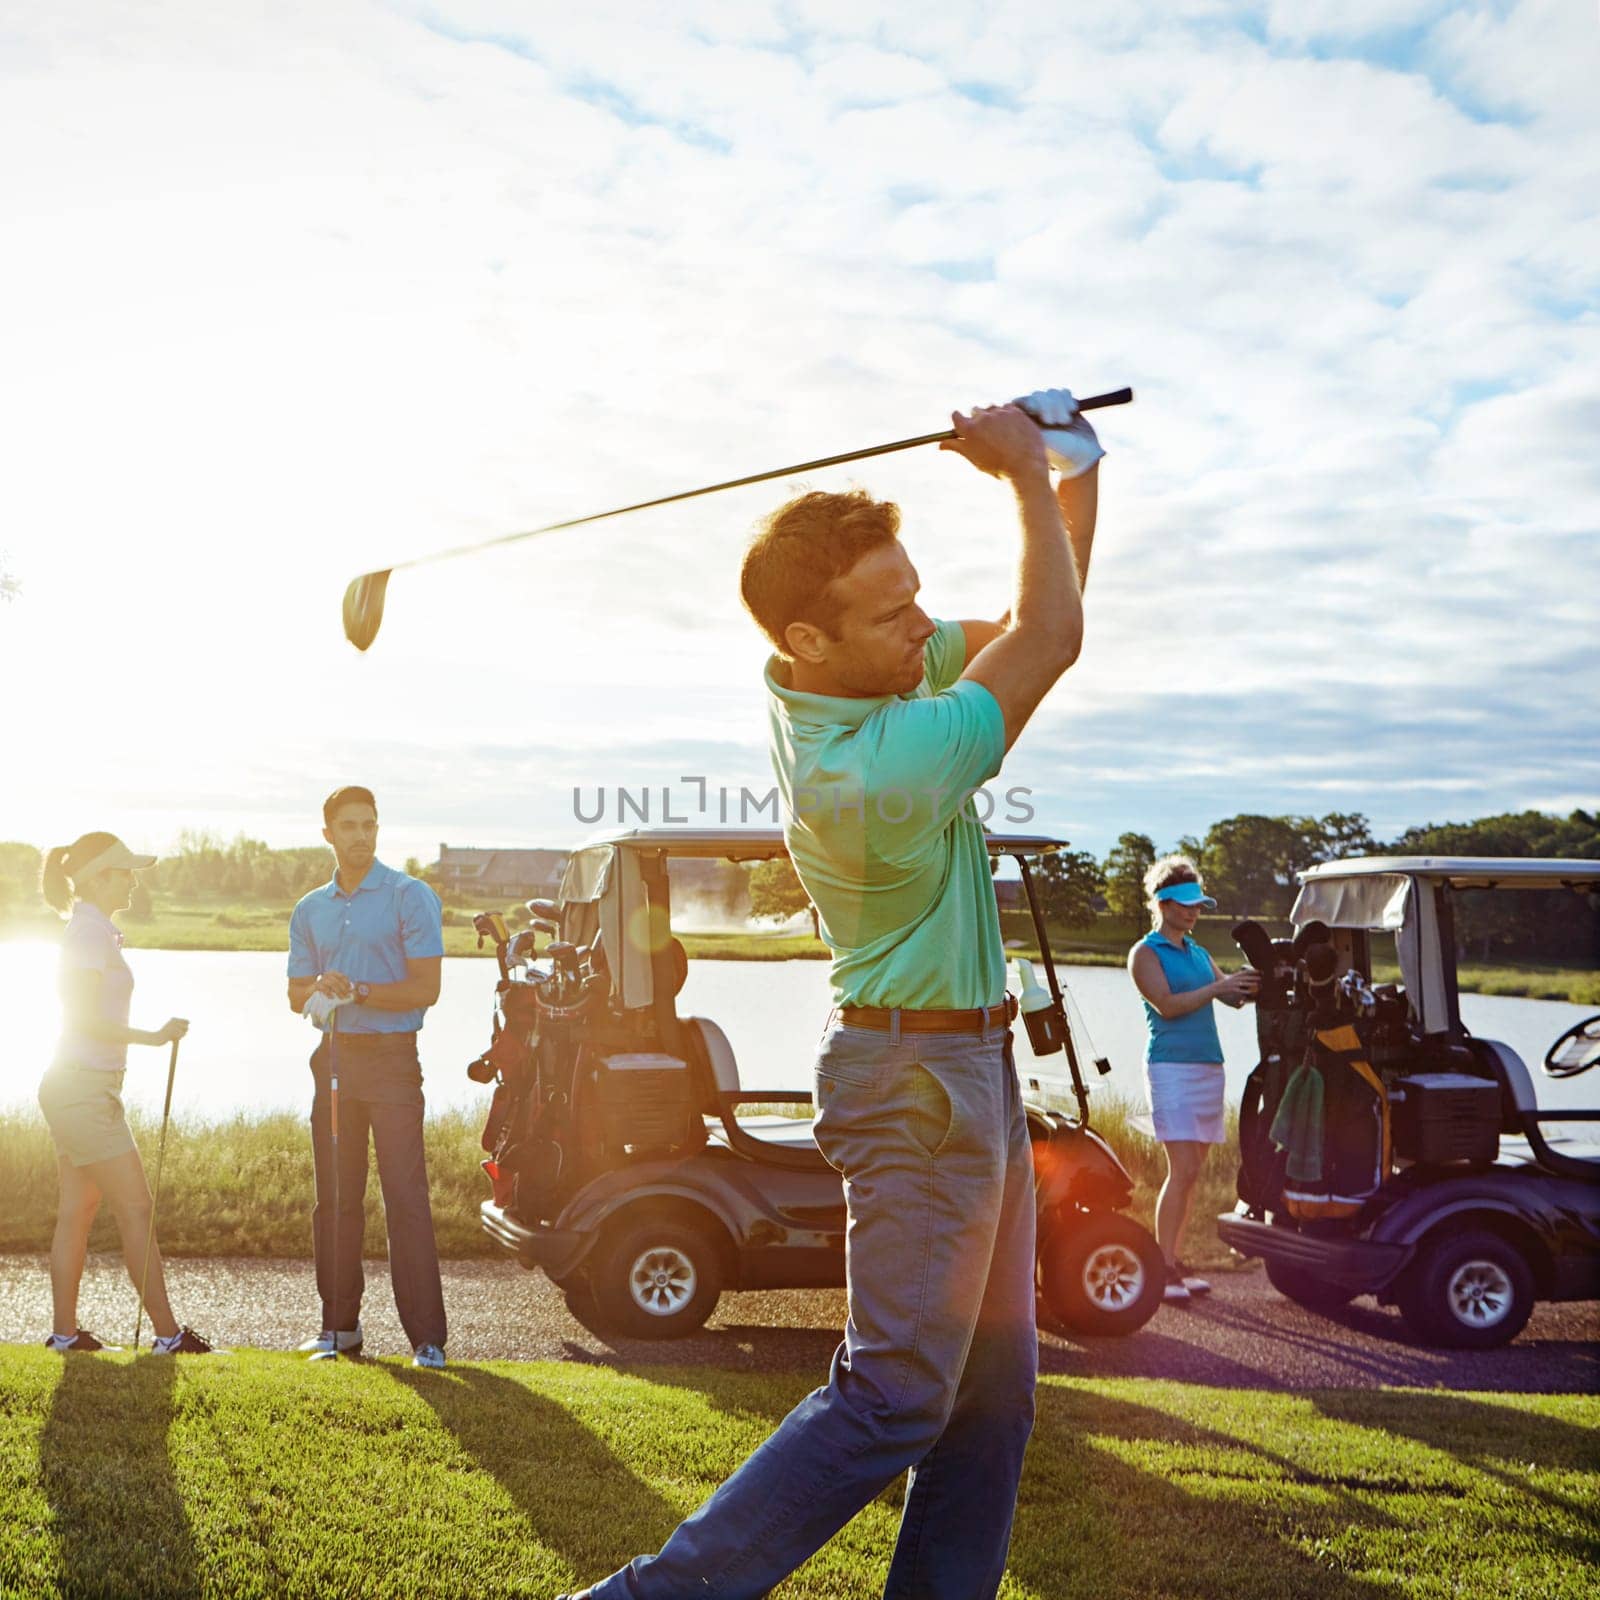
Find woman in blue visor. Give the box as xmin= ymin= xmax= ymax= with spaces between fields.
xmin=1128 ymin=856 xmax=1258 ymax=1303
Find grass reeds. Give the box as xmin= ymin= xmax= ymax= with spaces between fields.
xmin=0 ymin=1090 xmax=1238 ymax=1265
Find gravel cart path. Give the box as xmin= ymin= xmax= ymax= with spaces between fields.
xmin=4 ymin=1252 xmax=1595 ymax=1391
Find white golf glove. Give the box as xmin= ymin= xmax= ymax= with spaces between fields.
xmin=302 ymin=989 xmax=353 ymax=1030
xmin=1012 ymin=387 xmax=1105 ymax=479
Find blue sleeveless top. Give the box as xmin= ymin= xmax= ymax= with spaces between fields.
xmin=1139 ymin=930 xmax=1224 ymax=1064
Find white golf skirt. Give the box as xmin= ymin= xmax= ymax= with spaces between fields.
xmin=1144 ymin=1059 xmax=1227 ymax=1145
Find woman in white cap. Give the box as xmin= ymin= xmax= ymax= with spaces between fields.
xmin=1128 ymin=855 xmax=1258 ymax=1304
xmin=36 ymin=832 xmax=212 ymax=1353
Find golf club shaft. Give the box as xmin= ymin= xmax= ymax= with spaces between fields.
xmin=386 ymin=387 xmax=1133 ymax=578
xmin=133 ymin=1038 xmax=180 ymax=1350
xmin=324 ymin=1020 xmax=340 ymax=1357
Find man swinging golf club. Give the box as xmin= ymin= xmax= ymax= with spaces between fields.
xmin=287 ymin=786 xmax=449 ymax=1368
xmin=562 ymin=389 xmax=1102 ymax=1600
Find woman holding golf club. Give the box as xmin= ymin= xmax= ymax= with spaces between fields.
xmin=36 ymin=832 xmax=213 ymax=1354
xmin=1128 ymin=855 xmax=1259 ymax=1305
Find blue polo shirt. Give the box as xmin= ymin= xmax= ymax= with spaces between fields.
xmin=287 ymin=860 xmax=444 ymax=1033
xmin=1139 ymin=930 xmax=1224 ymax=1064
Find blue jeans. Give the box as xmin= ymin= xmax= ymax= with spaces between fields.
xmin=590 ymin=1015 xmax=1037 ymax=1600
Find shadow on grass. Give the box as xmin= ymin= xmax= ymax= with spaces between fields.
xmin=1310 ymin=1390 xmax=1600 ymax=1526
xmin=559 ymin=1323 xmax=844 ymax=1389
xmin=1007 ymin=1385 xmax=1402 ymax=1600
xmin=376 ymin=1363 xmax=685 ymax=1581
xmin=39 ymin=1355 xmax=200 ymax=1599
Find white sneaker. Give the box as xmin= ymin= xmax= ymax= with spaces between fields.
xmin=1179 ymin=1263 xmax=1213 ymax=1295
xmin=298 ymin=1321 xmax=363 ymax=1355
xmin=153 ymin=1326 xmax=216 ymax=1355
xmin=411 ymin=1343 xmax=446 ymax=1370
xmin=1163 ymin=1266 xmax=1192 ymax=1304
xmin=44 ymin=1328 xmax=118 ymax=1353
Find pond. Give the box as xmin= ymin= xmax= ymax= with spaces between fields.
xmin=0 ymin=943 xmax=1593 ymax=1131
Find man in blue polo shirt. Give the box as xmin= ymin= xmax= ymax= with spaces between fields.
xmin=565 ymin=391 xmax=1102 ymax=1600
xmin=286 ymin=785 xmax=448 ymax=1368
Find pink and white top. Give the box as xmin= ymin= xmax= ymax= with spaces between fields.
xmin=56 ymin=902 xmax=135 ymax=1071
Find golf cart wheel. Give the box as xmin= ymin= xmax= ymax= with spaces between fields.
xmin=1395 ymin=1229 xmax=1536 ymax=1349
xmin=1039 ymin=1212 xmax=1164 ymax=1337
xmin=590 ymin=1215 xmax=724 ymax=1340
xmin=1264 ymin=1258 xmax=1358 ymax=1314
xmin=558 ymin=1276 xmax=605 ymax=1331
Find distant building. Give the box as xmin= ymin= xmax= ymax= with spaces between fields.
xmin=993 ymin=879 xmax=1025 ymax=913
xmin=432 ymin=845 xmax=567 ymax=902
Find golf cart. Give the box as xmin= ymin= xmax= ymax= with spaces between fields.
xmin=1220 ymin=856 xmax=1600 ymax=1347
xmin=465 ymin=827 xmax=1164 ymax=1339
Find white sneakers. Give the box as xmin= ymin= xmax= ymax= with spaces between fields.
xmin=45 ymin=1327 xmax=215 ymax=1353
xmin=298 ymin=1321 xmax=364 ymax=1355
xmin=296 ymin=1322 xmax=446 ymax=1365
xmin=1163 ymin=1263 xmax=1214 ymax=1304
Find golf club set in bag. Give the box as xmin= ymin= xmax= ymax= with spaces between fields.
xmin=1231 ymin=917 xmax=1462 ymax=1226
xmin=466 ymin=904 xmax=612 ymax=1222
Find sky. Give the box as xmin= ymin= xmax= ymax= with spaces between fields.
xmin=2 ymin=0 xmax=1596 ymax=869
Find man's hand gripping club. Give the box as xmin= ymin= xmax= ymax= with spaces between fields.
xmin=941 ymin=390 xmax=1101 ymax=752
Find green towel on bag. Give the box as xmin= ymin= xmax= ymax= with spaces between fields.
xmin=1270 ymin=1061 xmax=1325 ymax=1183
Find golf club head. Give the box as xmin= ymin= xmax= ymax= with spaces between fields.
xmin=1231 ymin=919 xmax=1276 ymax=972
xmin=342 ymin=569 xmax=391 ymax=652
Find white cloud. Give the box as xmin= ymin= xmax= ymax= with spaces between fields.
xmin=0 ymin=0 xmax=1593 ymax=861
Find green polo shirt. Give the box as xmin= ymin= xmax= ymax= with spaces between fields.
xmin=764 ymin=618 xmax=1007 ymax=1009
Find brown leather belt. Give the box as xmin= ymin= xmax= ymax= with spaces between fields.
xmin=839 ymin=994 xmax=1018 ymax=1034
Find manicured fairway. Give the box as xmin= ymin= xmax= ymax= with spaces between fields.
xmin=0 ymin=1349 xmax=1594 ymax=1598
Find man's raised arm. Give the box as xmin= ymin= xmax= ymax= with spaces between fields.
xmin=942 ymin=405 xmax=1089 ymax=751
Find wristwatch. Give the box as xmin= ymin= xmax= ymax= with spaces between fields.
xmin=355 ymin=982 xmax=372 ymax=1003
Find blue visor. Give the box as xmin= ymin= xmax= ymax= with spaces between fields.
xmin=1156 ymin=882 xmax=1216 ymax=909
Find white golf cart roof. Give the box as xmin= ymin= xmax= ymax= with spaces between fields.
xmin=1291 ymin=855 xmax=1598 ymax=1037
xmin=1300 ymin=856 xmax=1600 ymax=891
xmin=559 ymin=827 xmax=1068 ymax=1012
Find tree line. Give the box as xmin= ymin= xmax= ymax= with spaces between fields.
xmin=2 ymin=809 xmax=1596 ymax=960
xmin=0 ymin=831 xmax=434 ymax=922
xmin=1026 ymin=807 xmax=1599 ymax=963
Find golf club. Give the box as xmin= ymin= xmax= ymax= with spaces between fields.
xmin=309 ymin=1012 xmax=343 ymax=1362
xmin=343 ymin=386 xmax=1134 ymax=651
xmin=132 ymin=1036 xmax=180 ymax=1351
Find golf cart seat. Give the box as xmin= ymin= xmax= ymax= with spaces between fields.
xmin=1468 ymin=1038 xmax=1600 ymax=1176
xmin=684 ymin=1017 xmax=831 ymax=1167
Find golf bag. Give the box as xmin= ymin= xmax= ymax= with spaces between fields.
xmin=470 ymin=978 xmax=580 ymax=1216
xmin=1235 ymin=1004 xmax=1311 ymax=1212
xmin=1270 ymin=1018 xmax=1391 ymax=1221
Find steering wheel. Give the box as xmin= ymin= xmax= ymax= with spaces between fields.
xmin=1543 ymin=1014 xmax=1600 ymax=1079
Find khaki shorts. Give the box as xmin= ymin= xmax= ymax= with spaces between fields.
xmin=38 ymin=1065 xmax=137 ymax=1167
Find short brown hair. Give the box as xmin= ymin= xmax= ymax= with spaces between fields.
xmin=323 ymin=786 xmax=377 ymax=827
xmin=739 ymin=489 xmax=901 ymax=655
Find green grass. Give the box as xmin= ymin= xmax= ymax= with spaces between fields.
xmin=0 ymin=1093 xmax=1238 ymax=1266
xmin=0 ymin=1348 xmax=1594 ymax=1599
